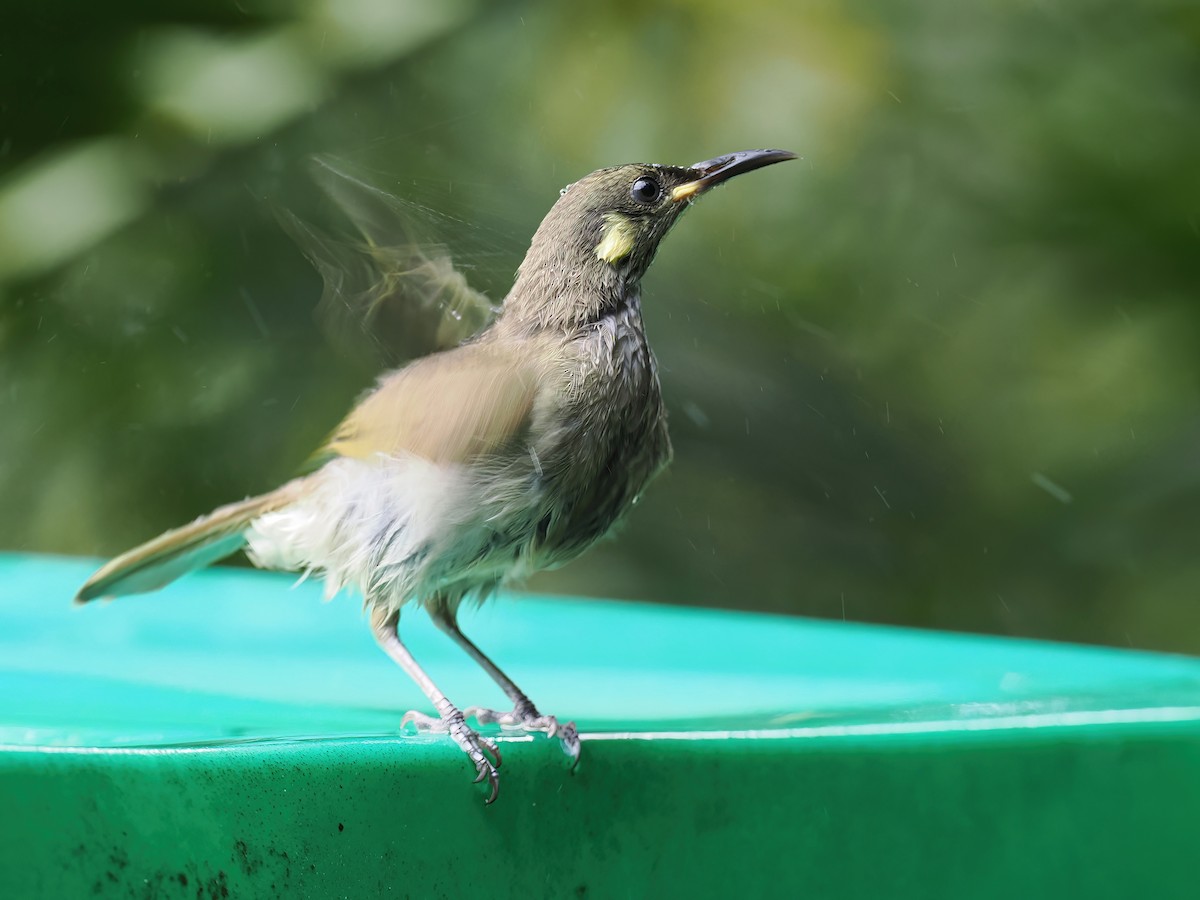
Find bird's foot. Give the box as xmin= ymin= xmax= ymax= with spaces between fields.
xmin=465 ymin=702 xmax=581 ymax=768
xmin=401 ymin=708 xmax=502 ymax=803
xmin=400 ymin=709 xmax=449 ymax=733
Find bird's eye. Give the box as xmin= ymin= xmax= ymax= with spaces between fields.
xmin=630 ymin=176 xmax=662 ymax=205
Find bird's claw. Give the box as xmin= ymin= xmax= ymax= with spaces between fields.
xmin=400 ymin=709 xmax=448 ymax=733
xmin=450 ymin=717 xmax=501 ymax=804
xmin=465 ymin=704 xmax=581 ymax=768
xmin=402 ymin=708 xmax=502 ymax=803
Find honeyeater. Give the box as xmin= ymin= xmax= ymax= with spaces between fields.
xmin=76 ymin=148 xmax=796 ymax=803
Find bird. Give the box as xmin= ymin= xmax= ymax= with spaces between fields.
xmin=75 ymin=148 xmax=797 ymax=803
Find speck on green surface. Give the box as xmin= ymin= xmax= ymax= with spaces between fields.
xmin=2 ymin=553 xmax=1199 ymax=898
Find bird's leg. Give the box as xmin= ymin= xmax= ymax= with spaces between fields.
xmin=369 ymin=606 xmax=501 ymax=803
xmin=428 ymin=600 xmax=580 ymax=767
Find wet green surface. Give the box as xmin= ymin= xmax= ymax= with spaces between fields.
xmin=3 ymin=552 xmax=1200 ymax=897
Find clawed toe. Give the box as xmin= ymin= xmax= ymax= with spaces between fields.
xmin=401 ymin=710 xmax=502 ymax=802
xmin=400 ymin=709 xmax=448 ymax=733
xmin=403 ymin=703 xmax=577 ymax=802
xmin=463 ymin=705 xmax=512 ymax=728
xmin=471 ymin=750 xmax=501 ymax=804
xmin=450 ymin=719 xmax=501 ymax=804
xmin=558 ymin=721 xmax=582 ymax=769
xmin=464 ymin=705 xmax=581 ymax=765
xmin=475 ymin=733 xmax=502 ymax=770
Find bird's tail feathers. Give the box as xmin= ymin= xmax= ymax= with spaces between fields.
xmin=74 ymin=479 xmax=308 ymax=604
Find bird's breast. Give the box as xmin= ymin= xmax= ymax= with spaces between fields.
xmin=529 ymin=302 xmax=671 ymax=562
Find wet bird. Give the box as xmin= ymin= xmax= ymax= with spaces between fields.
xmin=76 ymin=148 xmax=796 ymax=803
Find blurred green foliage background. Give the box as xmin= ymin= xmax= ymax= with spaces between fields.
xmin=2 ymin=0 xmax=1198 ymax=653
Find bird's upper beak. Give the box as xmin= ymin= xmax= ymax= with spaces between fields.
xmin=670 ymin=149 xmax=798 ymax=202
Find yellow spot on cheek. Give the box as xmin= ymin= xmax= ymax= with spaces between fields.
xmin=595 ymin=213 xmax=636 ymax=264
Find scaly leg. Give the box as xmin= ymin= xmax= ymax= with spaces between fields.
xmin=428 ymin=600 xmax=581 ymax=767
xmin=369 ymin=606 xmax=502 ymax=803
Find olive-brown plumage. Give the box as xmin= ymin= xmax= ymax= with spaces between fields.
xmin=76 ymin=149 xmax=796 ymax=802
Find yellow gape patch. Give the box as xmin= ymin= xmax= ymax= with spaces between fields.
xmin=595 ymin=212 xmax=636 ymax=264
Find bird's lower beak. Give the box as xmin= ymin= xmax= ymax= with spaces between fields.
xmin=670 ymin=149 xmax=798 ymax=202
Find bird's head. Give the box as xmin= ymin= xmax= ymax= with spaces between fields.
xmin=503 ymin=149 xmax=796 ymax=330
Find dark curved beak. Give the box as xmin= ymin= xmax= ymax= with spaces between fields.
xmin=671 ymin=149 xmax=798 ymax=202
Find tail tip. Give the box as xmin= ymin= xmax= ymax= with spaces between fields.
xmin=73 ymin=582 xmax=105 ymax=605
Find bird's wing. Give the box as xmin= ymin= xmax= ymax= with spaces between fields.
xmin=321 ymin=342 xmax=540 ymax=466
xmin=276 ymin=156 xmax=498 ymax=366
